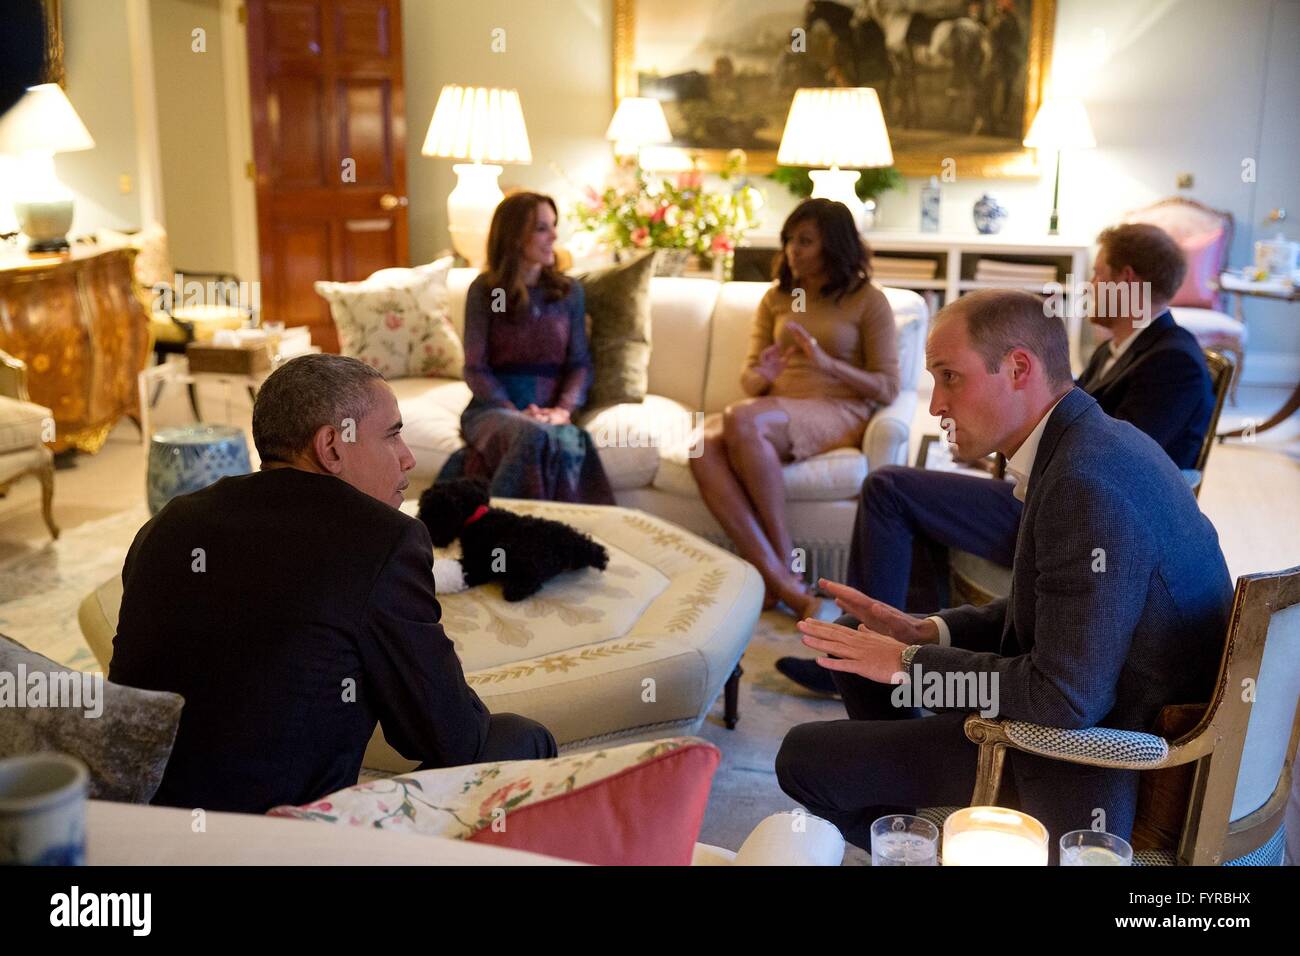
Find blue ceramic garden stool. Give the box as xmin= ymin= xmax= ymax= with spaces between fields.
xmin=146 ymin=425 xmax=251 ymax=515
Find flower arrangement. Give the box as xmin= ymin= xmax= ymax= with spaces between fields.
xmin=572 ymin=148 xmax=764 ymax=265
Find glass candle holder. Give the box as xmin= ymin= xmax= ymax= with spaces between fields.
xmin=941 ymin=806 xmax=1049 ymax=866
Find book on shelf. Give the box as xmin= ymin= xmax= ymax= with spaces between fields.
xmin=974 ymin=259 xmax=1059 ymax=283
xmin=872 ymin=256 xmax=939 ymax=280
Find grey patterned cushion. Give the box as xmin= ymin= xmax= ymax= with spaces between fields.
xmin=0 ymin=633 xmax=184 ymax=803
xmin=1003 ymin=721 xmax=1170 ymax=768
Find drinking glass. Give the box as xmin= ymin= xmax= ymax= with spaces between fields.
xmin=1059 ymin=829 xmax=1133 ymax=866
xmin=871 ymin=814 xmax=939 ymax=866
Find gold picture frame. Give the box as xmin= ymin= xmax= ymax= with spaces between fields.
xmin=43 ymin=0 xmax=65 ymax=88
xmin=613 ymin=0 xmax=1055 ymax=179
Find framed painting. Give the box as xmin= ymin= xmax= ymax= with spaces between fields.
xmin=43 ymin=0 xmax=65 ymax=87
xmin=614 ymin=0 xmax=1055 ymax=178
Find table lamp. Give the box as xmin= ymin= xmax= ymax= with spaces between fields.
xmin=605 ymin=96 xmax=672 ymax=163
xmin=0 ymin=83 xmax=95 ymax=255
xmin=421 ymin=85 xmax=532 ymax=268
xmin=1023 ymin=96 xmax=1096 ymax=235
xmin=776 ymin=87 xmax=893 ymax=231
xmin=941 ymin=806 xmax=1049 ymax=866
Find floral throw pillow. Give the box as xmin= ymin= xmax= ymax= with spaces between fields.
xmin=315 ymin=257 xmax=463 ymax=379
xmin=268 ymin=736 xmax=720 ymax=865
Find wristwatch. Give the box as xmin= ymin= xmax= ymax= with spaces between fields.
xmin=900 ymin=644 xmax=922 ymax=668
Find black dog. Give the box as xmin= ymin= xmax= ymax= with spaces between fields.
xmin=417 ymin=478 xmax=609 ymax=602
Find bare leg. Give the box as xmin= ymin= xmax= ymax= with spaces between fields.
xmin=690 ymin=415 xmax=791 ymax=604
xmin=722 ymin=400 xmax=814 ymax=616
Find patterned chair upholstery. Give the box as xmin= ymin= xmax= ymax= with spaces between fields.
xmin=960 ymin=565 xmax=1300 ymax=865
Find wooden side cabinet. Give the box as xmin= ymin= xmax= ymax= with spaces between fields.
xmin=0 ymin=247 xmax=149 ymax=453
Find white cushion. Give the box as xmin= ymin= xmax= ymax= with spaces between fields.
xmin=732 ymin=811 xmax=845 ymax=866
xmin=0 ymin=444 xmax=49 ymax=483
xmin=781 ymin=448 xmax=869 ymax=500
xmin=579 ymin=394 xmax=700 ymax=490
xmin=644 ymin=276 xmax=720 ymax=410
xmin=0 ymin=395 xmax=51 ymax=456
xmin=653 ymin=446 xmax=866 ymax=502
xmin=1171 ymin=307 xmax=1246 ymax=342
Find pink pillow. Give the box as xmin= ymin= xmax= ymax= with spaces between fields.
xmin=467 ymin=741 xmax=720 ymax=865
xmin=1170 ymin=228 xmax=1226 ymax=309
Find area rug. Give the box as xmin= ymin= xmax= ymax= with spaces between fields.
xmin=0 ymin=506 xmax=150 ymax=671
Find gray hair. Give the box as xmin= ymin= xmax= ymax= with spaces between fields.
xmin=252 ymin=353 xmax=385 ymax=464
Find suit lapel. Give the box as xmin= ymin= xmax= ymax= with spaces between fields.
xmin=1090 ymin=311 xmax=1174 ymax=392
xmin=997 ymin=388 xmax=1097 ymax=656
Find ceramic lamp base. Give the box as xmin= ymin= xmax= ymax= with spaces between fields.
xmin=448 ymin=163 xmax=504 ymax=269
xmin=15 ymin=198 xmax=74 ymax=253
xmin=809 ymin=166 xmax=866 ymax=230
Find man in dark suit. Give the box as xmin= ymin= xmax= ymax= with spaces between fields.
xmin=110 ymin=354 xmax=555 ymax=813
xmin=779 ymin=222 xmax=1214 ymax=693
xmin=775 ymin=290 xmax=1232 ymax=855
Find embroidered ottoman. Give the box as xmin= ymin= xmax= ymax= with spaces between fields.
xmin=362 ymin=500 xmax=763 ymax=771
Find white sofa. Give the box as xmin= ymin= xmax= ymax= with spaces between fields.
xmin=393 ymin=269 xmax=929 ymax=582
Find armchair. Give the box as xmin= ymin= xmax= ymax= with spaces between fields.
xmin=0 ymin=348 xmax=58 ymax=538
xmin=962 ymin=565 xmax=1300 ymax=865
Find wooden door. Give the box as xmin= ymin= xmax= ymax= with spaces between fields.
xmin=246 ymin=0 xmax=409 ymax=352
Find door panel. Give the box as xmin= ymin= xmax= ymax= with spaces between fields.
xmin=248 ymin=0 xmax=408 ymax=352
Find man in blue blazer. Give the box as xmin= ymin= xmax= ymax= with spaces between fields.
xmin=776 ymin=289 xmax=1232 ymax=855
xmin=780 ymin=223 xmax=1216 ymax=693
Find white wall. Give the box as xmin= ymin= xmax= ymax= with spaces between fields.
xmin=149 ymin=0 xmax=239 ymax=274
xmin=402 ymin=0 xmax=614 ymax=264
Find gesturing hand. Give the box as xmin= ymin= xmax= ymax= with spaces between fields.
xmin=784 ymin=320 xmax=836 ymax=373
xmin=817 ymin=578 xmax=939 ymax=645
xmin=753 ymin=344 xmax=787 ymax=383
xmin=795 ymin=617 xmax=909 ymax=684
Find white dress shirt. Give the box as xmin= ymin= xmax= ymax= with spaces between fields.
xmin=925 ymin=394 xmax=1068 ymax=648
xmin=1097 ymin=328 xmax=1141 ymax=381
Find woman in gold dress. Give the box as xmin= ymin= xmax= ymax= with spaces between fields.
xmin=690 ymin=199 xmax=900 ymax=618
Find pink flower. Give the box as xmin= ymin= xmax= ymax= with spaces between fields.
xmin=711 ymin=234 xmax=734 ymax=254
xmin=384 ymin=312 xmax=403 ymax=331
xmin=479 ymin=779 xmax=532 ymax=821
xmin=315 ymin=802 xmax=333 ymax=812
xmin=631 ymin=226 xmax=650 ymax=247
xmin=677 ymin=171 xmax=703 ymax=190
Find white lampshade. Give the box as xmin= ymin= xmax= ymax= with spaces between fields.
xmin=1023 ymin=97 xmax=1096 ymax=151
xmin=776 ymin=87 xmax=893 ymax=169
xmin=605 ymin=97 xmax=672 ymax=155
xmin=0 ymin=83 xmax=95 ymax=156
xmin=421 ymin=85 xmax=532 ymax=164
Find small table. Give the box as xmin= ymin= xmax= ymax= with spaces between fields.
xmin=136 ymin=330 xmax=320 ymax=441
xmin=1214 ymin=273 xmax=1300 ymax=439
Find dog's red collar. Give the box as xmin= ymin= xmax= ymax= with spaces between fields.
xmin=463 ymin=504 xmax=490 ymax=528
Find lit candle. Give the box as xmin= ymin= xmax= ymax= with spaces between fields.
xmin=942 ymin=807 xmax=1049 ymax=866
